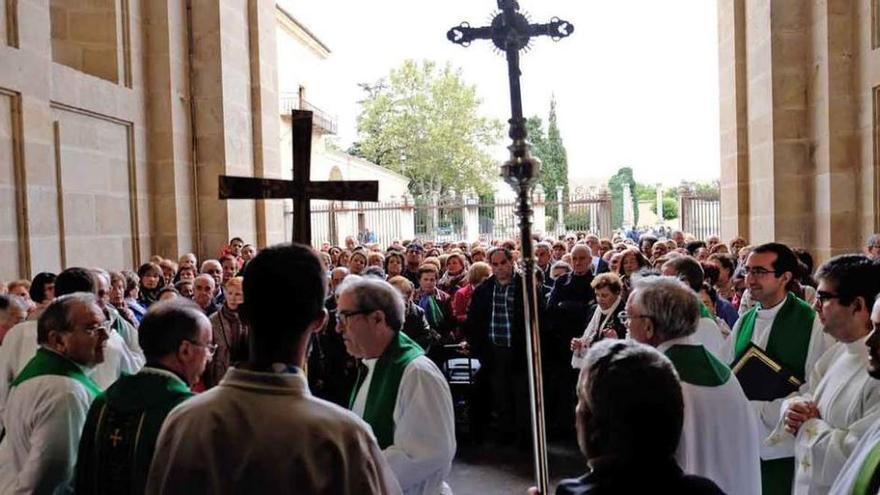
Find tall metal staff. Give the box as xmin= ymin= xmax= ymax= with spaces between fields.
xmin=447 ymin=3 xmax=573 ymax=493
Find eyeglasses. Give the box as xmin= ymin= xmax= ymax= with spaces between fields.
xmin=815 ymin=291 xmax=842 ymax=305
xmin=186 ymin=340 xmax=218 ymax=356
xmin=81 ymin=321 xmax=111 ymax=336
xmin=618 ymin=311 xmax=651 ymax=327
xmin=336 ymin=308 xmax=376 ymax=325
xmin=742 ymin=267 xmax=780 ymax=277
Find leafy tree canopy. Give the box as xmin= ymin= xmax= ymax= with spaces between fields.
xmin=350 ymin=59 xmax=503 ymax=198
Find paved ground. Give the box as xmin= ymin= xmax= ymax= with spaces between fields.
xmin=447 ymin=438 xmax=584 ymax=494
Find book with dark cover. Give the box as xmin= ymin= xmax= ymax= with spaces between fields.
xmin=731 ymin=343 xmax=803 ymax=401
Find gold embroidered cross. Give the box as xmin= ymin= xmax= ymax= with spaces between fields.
xmin=804 ymin=424 xmax=818 ymax=440
xmin=109 ymin=428 xmax=123 ymax=447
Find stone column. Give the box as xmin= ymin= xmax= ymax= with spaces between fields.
xmin=399 ymin=193 xmax=415 ymax=241
xmin=462 ymin=190 xmax=480 ymax=242
xmin=555 ymin=186 xmax=564 ymax=235
xmin=655 ymin=184 xmax=664 ymax=225
xmin=532 ymin=185 xmax=546 ymax=237
xmin=717 ymin=0 xmax=750 ymax=242
xmin=622 ymin=183 xmax=634 ymax=229
xmin=190 ymin=0 xmax=278 ymax=258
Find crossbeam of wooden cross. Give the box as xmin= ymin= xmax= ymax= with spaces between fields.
xmin=219 ymin=110 xmax=379 ymax=244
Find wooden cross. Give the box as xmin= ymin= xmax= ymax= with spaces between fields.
xmin=109 ymin=428 xmax=123 ymax=447
xmin=219 ymin=110 xmax=379 ymax=244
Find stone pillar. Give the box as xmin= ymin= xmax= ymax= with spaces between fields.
xmin=555 ymin=186 xmax=564 ymax=235
xmin=655 ymin=184 xmax=664 ymax=225
xmin=717 ymin=0 xmax=750 ymax=242
xmin=400 ymin=193 xmax=415 ymax=241
xmin=190 ymin=0 xmax=278 ymax=258
xmin=622 ymin=183 xmax=634 ymax=229
xmin=533 ymin=184 xmax=546 ymax=237
xmin=429 ymin=191 xmax=440 ymax=237
xmin=462 ymin=190 xmax=480 ymax=242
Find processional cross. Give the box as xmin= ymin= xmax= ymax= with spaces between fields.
xmin=219 ymin=110 xmax=379 ymax=244
xmin=447 ymin=2 xmax=573 ymax=493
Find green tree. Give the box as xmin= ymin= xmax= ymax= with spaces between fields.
xmin=608 ymin=167 xmax=639 ymax=228
xmin=351 ymin=60 xmax=503 ymax=198
xmin=650 ymin=197 xmax=679 ymax=220
xmin=527 ymin=97 xmax=569 ymax=200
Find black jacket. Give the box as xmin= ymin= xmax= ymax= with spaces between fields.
xmin=556 ymin=458 xmax=725 ymax=495
xmin=547 ymin=272 xmax=596 ymax=341
xmin=464 ymin=274 xmax=527 ymax=371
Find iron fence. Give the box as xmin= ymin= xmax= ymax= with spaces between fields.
xmin=679 ymin=192 xmax=721 ymax=240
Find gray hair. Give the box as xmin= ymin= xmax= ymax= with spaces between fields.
xmin=338 ymin=275 xmax=405 ymax=332
xmin=868 ymin=234 xmax=880 ymax=248
xmin=37 ymin=293 xmax=100 ymax=344
xmin=200 ymin=259 xmax=221 ymax=273
xmin=194 ymin=273 xmax=215 ymax=288
xmin=571 ymin=244 xmax=593 ymax=257
xmin=630 ymin=276 xmax=700 ymax=341
xmin=579 ymin=339 xmax=683 ymax=459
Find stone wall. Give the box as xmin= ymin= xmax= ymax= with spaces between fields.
xmin=0 ymin=0 xmax=281 ymax=280
xmin=718 ymin=0 xmax=880 ymax=262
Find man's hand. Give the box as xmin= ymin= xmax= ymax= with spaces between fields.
xmin=526 ymin=487 xmax=541 ymax=495
xmin=570 ymin=337 xmax=586 ymax=352
xmin=600 ymin=327 xmax=619 ymax=340
xmin=784 ymin=401 xmax=820 ymax=434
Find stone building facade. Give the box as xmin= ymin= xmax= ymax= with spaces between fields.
xmin=0 ymin=0 xmax=284 ymax=281
xmin=718 ymin=0 xmax=880 ymax=261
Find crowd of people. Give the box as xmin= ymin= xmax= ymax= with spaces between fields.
xmin=1 ymin=229 xmax=880 ymax=494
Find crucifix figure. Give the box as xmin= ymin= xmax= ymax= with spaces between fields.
xmin=219 ymin=110 xmax=379 ymax=244
xmin=448 ymin=2 xmax=573 ymax=493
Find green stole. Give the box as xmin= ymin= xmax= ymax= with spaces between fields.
xmin=699 ymin=303 xmax=713 ymax=320
xmin=350 ymin=332 xmax=424 ymax=449
xmin=664 ymin=344 xmax=731 ymax=387
xmin=852 ymin=442 xmax=880 ymax=495
xmin=732 ymin=292 xmax=815 ymax=495
xmin=11 ymin=347 xmax=101 ymax=397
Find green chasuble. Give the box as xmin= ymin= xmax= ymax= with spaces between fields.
xmin=74 ymin=367 xmax=193 ymax=495
xmin=665 ymin=344 xmax=731 ymax=387
xmin=852 ymin=441 xmax=880 ymax=495
xmin=732 ymin=292 xmax=816 ymax=495
xmin=11 ymin=347 xmax=101 ymax=396
xmin=699 ymin=303 xmax=714 ymax=320
xmin=350 ymin=332 xmax=424 ymax=449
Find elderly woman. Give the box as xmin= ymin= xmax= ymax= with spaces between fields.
xmin=570 ymin=273 xmax=626 ymax=368
xmin=122 ymin=270 xmax=147 ymax=322
xmin=617 ymin=248 xmax=649 ymax=296
xmin=451 ymin=261 xmax=491 ymax=327
xmin=202 ymin=276 xmax=249 ymax=390
xmin=437 ymin=252 xmax=468 ymax=295
xmin=109 ymin=271 xmax=139 ymax=327
xmin=367 ymin=251 xmax=385 ymax=269
xmin=388 ymin=275 xmax=440 ymax=352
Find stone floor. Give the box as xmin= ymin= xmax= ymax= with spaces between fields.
xmin=447 ymin=438 xmax=584 ymax=494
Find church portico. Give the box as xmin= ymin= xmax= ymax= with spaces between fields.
xmin=718 ymin=0 xmax=880 ymax=262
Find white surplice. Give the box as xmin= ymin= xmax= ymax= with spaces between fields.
xmin=147 ymin=367 xmax=401 ymax=495
xmin=352 ymin=355 xmax=456 ymax=495
xmin=658 ymin=335 xmax=762 ymax=495
xmin=0 ymin=374 xmax=94 ymax=494
xmin=0 ymin=317 xmax=144 ymax=430
xmin=830 ymin=416 xmax=880 ymax=493
xmin=693 ymin=316 xmax=726 ymax=361
xmin=765 ymin=336 xmax=880 ymax=494
xmin=721 ymin=299 xmax=832 ymax=460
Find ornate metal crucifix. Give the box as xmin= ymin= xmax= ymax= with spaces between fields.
xmin=218 ymin=110 xmax=379 ymax=244
xmin=448 ymin=2 xmax=573 ymax=493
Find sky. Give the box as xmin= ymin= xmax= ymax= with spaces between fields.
xmin=278 ymin=0 xmax=721 ymax=187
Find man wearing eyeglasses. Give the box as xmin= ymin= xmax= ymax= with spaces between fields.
xmin=624 ymin=276 xmax=760 ymax=495
xmin=768 ymin=255 xmax=880 ymax=495
xmin=831 ymin=294 xmax=880 ymax=494
xmin=0 ymin=293 xmax=108 ymax=494
xmin=338 ymin=276 xmax=455 ymax=495
xmin=74 ymin=299 xmax=210 ymax=495
xmin=722 ymin=242 xmax=831 ymax=495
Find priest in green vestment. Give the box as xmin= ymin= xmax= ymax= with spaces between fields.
xmin=337 ymin=276 xmax=456 ymax=495
xmin=721 ymin=243 xmax=831 ymax=495
xmin=75 ymin=299 xmax=212 ymax=495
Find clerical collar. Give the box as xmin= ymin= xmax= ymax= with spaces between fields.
xmin=144 ymin=361 xmax=190 ymax=386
